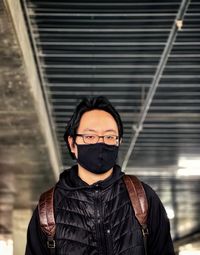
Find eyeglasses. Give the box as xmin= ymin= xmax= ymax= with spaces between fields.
xmin=76 ymin=134 xmax=119 ymax=145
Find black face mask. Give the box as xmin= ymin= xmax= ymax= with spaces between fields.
xmin=76 ymin=143 xmax=119 ymax=174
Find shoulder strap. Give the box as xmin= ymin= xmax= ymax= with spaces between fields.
xmin=38 ymin=187 xmax=56 ymax=254
xmin=123 ymin=175 xmax=149 ymax=255
xmin=38 ymin=176 xmax=149 ymax=254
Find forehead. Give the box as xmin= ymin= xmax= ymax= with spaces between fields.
xmin=77 ymin=109 xmax=118 ymax=132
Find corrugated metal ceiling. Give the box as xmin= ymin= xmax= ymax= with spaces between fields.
xmin=21 ymin=0 xmax=200 ymax=245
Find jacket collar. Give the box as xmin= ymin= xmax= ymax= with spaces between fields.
xmin=56 ymin=164 xmax=125 ymax=191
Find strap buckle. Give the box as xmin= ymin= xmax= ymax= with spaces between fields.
xmin=142 ymin=224 xmax=149 ymax=237
xmin=47 ymin=238 xmax=55 ymax=248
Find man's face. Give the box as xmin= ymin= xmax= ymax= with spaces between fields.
xmin=68 ymin=109 xmax=120 ymax=158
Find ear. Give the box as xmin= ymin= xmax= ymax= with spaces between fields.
xmin=68 ymin=136 xmax=76 ymax=153
xmin=119 ymin=137 xmax=122 ymax=145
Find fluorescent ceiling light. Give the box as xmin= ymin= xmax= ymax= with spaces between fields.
xmin=165 ymin=206 xmax=175 ymax=220
xmin=0 ymin=239 xmax=13 ymax=255
xmin=179 ymin=243 xmax=200 ymax=254
xmin=177 ymin=157 xmax=200 ymax=176
xmin=179 ymin=252 xmax=200 ymax=255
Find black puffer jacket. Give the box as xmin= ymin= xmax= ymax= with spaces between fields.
xmin=25 ymin=164 xmax=175 ymax=255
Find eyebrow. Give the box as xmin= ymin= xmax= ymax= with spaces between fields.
xmin=104 ymin=129 xmax=118 ymax=133
xmin=82 ymin=128 xmax=117 ymax=133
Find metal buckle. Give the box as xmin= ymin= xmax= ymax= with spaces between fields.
xmin=47 ymin=239 xmax=55 ymax=249
xmin=142 ymin=227 xmax=149 ymax=237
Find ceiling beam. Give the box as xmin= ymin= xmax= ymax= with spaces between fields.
xmin=5 ymin=0 xmax=62 ymax=180
xmin=122 ymin=0 xmax=191 ymax=171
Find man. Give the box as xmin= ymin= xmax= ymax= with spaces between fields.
xmin=25 ymin=96 xmax=175 ymax=255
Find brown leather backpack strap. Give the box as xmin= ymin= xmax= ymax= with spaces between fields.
xmin=123 ymin=175 xmax=148 ymax=225
xmin=38 ymin=187 xmax=56 ymax=252
xmin=123 ymin=175 xmax=149 ymax=255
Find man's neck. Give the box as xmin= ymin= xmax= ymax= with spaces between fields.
xmin=78 ymin=165 xmax=113 ymax=185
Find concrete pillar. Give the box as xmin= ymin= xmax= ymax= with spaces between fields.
xmin=12 ymin=209 xmax=32 ymax=255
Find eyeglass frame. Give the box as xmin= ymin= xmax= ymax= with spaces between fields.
xmin=75 ymin=133 xmax=119 ymax=145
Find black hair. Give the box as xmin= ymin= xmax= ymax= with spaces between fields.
xmin=63 ymin=96 xmax=123 ymax=159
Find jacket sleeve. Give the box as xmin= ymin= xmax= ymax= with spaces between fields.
xmin=25 ymin=207 xmax=49 ymax=255
xmin=143 ymin=183 xmax=175 ymax=255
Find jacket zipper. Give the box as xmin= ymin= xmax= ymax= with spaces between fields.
xmin=94 ymin=186 xmax=108 ymax=255
xmin=105 ymin=228 xmax=113 ymax=254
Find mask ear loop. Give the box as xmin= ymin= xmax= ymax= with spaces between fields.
xmin=70 ymin=136 xmax=78 ymax=161
xmin=72 ymin=137 xmax=76 ymax=148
